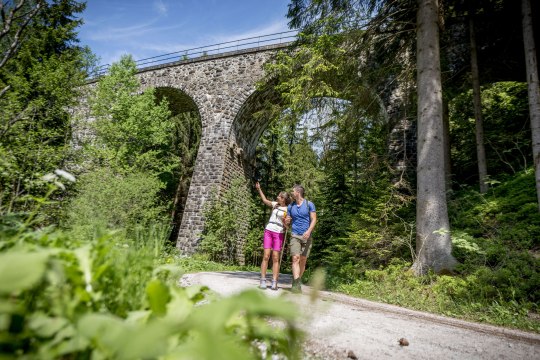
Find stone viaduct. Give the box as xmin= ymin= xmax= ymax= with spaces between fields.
xmin=78 ymin=40 xmax=413 ymax=260
xmin=133 ymin=43 xmax=290 ymax=255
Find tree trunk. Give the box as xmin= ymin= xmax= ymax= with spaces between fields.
xmin=412 ymin=0 xmax=457 ymax=275
xmin=469 ymin=15 xmax=489 ymax=193
xmin=443 ymin=97 xmax=452 ymax=192
xmin=522 ymin=0 xmax=540 ymax=212
xmin=169 ymin=178 xmax=185 ymax=242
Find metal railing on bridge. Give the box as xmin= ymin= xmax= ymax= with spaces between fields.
xmin=93 ymin=30 xmax=298 ymax=77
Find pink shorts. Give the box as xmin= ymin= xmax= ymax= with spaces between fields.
xmin=263 ymin=229 xmax=285 ymax=251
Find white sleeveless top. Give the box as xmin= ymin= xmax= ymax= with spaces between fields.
xmin=265 ymin=201 xmax=287 ymax=233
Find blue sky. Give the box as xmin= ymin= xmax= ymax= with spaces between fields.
xmin=78 ymin=0 xmax=292 ymax=66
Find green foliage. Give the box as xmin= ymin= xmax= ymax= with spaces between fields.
xmin=0 ymin=183 xmax=301 ymax=358
xmin=449 ymin=168 xmax=540 ymax=249
xmin=317 ymin=176 xmax=414 ymax=282
xmin=446 ymin=168 xmax=540 ymax=308
xmin=283 ymin=129 xmax=323 ymax=193
xmin=0 ymin=233 xmax=301 ymax=358
xmin=0 ymin=0 xmax=94 ymax=222
xmin=86 ymin=228 xmax=172 ymax=316
xmin=254 ymin=108 xmax=325 ymax=201
xmin=176 ymin=253 xmax=259 ymax=273
xmin=449 ymin=82 xmax=531 ymax=183
xmin=74 ymin=57 xmax=204 ymax=241
xmin=155 ymin=99 xmax=201 ymax=237
xmin=450 ymin=230 xmax=485 ymax=260
xmin=156 ymin=92 xmax=202 ymax=211
xmin=335 ymin=259 xmax=539 ymax=332
xmin=86 ymin=55 xmax=174 ymax=175
xmin=68 ymin=56 xmax=205 ymax=242
xmin=242 ymin=227 xmax=266 ymax=267
xmin=265 ymin=33 xmax=344 ymax=113
xmin=321 ymin=168 xmax=540 ymax=332
xmin=64 ymin=168 xmax=168 ymax=241
xmin=200 ymin=178 xmax=256 ymax=264
xmin=254 ymin=119 xmax=289 ymax=196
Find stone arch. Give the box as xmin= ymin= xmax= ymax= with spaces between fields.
xmin=224 ymin=81 xmax=393 ymax=193
xmin=223 ymin=85 xmax=281 ymax=188
xmin=160 ymin=57 xmax=274 ymax=256
xmin=153 ymin=86 xmax=202 ymax=242
xmin=137 ymin=74 xmax=213 ymax=133
xmin=154 ymin=86 xmax=200 ymax=115
xmin=197 ymin=85 xmax=280 ymax=264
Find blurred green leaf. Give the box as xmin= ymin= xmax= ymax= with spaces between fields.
xmin=78 ymin=313 xmax=173 ymax=359
xmin=29 ymin=314 xmax=69 ymax=338
xmin=168 ymin=332 xmax=254 ymax=360
xmin=146 ymin=279 xmax=170 ymax=317
xmin=0 ymin=251 xmax=50 ymax=293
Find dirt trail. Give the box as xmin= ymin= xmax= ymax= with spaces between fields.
xmin=180 ymin=271 xmax=540 ymax=360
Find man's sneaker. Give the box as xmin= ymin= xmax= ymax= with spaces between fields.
xmin=259 ymin=278 xmax=267 ymax=289
xmin=271 ymin=280 xmax=278 ymax=290
xmin=291 ymin=278 xmax=302 ymax=294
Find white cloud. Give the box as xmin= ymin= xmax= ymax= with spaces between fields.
xmin=87 ymin=20 xmax=185 ymax=42
xmin=154 ymin=0 xmax=167 ymax=16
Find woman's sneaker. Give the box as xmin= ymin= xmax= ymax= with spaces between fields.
xmin=259 ymin=278 xmax=267 ymax=289
xmin=271 ymin=280 xmax=278 ymax=290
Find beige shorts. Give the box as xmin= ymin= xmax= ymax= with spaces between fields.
xmin=290 ymin=234 xmax=312 ymax=257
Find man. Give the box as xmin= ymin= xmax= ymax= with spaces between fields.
xmin=285 ymin=184 xmax=317 ymax=293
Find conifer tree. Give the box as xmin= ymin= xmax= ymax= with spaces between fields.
xmin=0 ymin=0 xmax=92 ymax=219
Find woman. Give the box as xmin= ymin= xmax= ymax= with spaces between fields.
xmin=255 ymin=182 xmax=291 ymax=290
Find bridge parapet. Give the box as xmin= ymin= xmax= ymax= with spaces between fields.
xmin=94 ymin=30 xmax=297 ymax=77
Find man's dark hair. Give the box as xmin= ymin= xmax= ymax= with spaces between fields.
xmin=293 ymin=184 xmax=304 ymax=197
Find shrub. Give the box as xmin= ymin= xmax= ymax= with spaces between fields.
xmin=243 ymin=227 xmax=264 ymax=267
xmin=199 ymin=178 xmax=255 ymax=264
xmin=65 ymin=168 xmax=168 ymax=240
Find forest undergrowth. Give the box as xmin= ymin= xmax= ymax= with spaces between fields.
xmin=305 ymin=168 xmax=540 ymax=333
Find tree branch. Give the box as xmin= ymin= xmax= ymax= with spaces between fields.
xmin=0 ymin=84 xmax=10 ymax=98
xmin=0 ymin=0 xmax=44 ymax=70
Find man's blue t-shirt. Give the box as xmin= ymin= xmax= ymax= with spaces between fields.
xmin=287 ymin=200 xmax=316 ymax=235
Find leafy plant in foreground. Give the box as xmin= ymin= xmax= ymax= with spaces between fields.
xmin=0 ymin=242 xmax=302 ymax=359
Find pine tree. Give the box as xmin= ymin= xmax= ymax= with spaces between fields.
xmin=412 ymin=0 xmax=456 ymax=274
xmin=0 ymin=0 xmax=93 ymax=219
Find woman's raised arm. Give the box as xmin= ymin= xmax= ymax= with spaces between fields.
xmin=255 ymin=182 xmax=273 ymax=207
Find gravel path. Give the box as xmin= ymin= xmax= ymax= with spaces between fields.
xmin=180 ymin=271 xmax=540 ymax=360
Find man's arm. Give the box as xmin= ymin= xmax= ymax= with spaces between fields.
xmin=303 ymin=211 xmax=317 ymax=240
